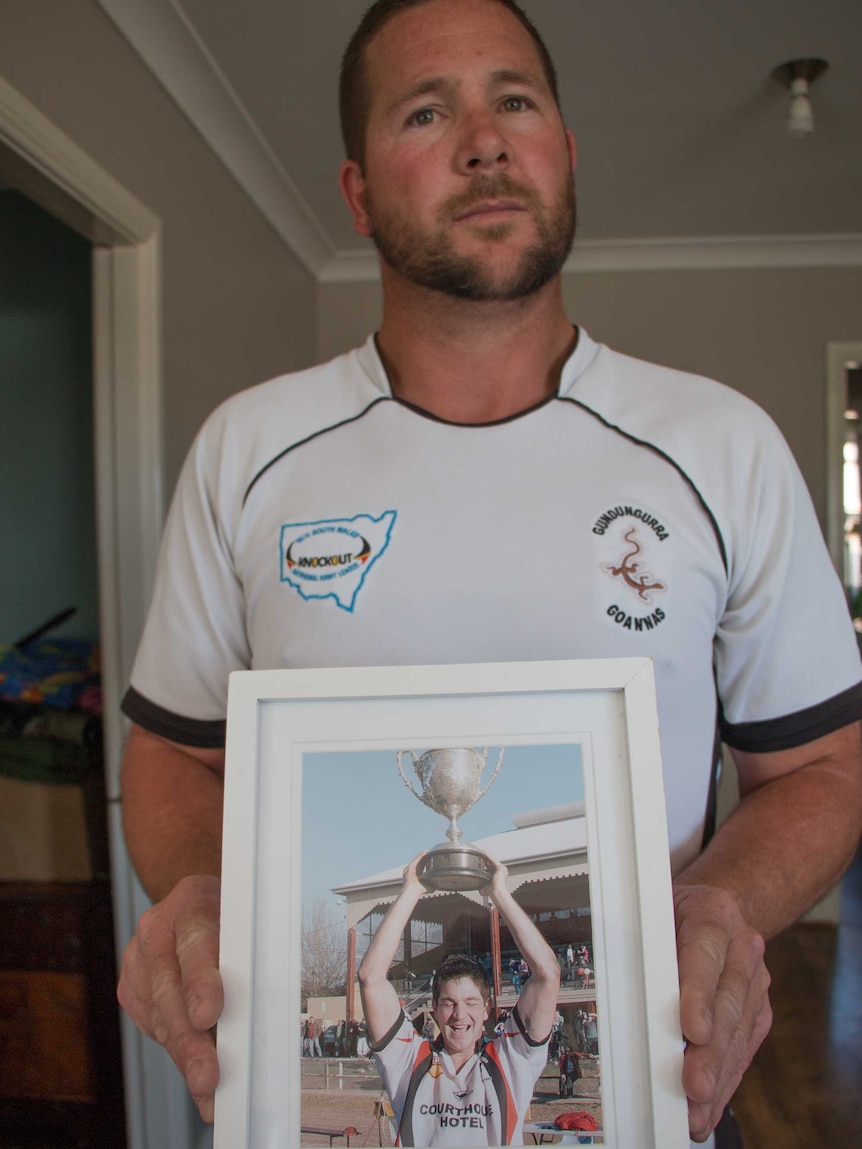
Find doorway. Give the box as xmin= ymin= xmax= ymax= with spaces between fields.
xmin=0 ymin=72 xmax=200 ymax=1149
xmin=0 ymin=188 xmax=126 ymax=1145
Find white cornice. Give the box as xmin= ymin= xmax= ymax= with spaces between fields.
xmin=566 ymin=233 xmax=862 ymax=273
xmin=96 ymin=0 xmax=334 ymax=278
xmin=320 ymin=233 xmax=862 ymax=284
xmin=0 ymin=73 xmax=157 ymax=243
xmin=96 ymin=1 xmax=862 ymax=286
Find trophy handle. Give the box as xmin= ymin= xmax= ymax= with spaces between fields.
xmin=476 ymin=747 xmax=505 ymax=800
xmin=396 ymin=750 xmax=422 ymax=800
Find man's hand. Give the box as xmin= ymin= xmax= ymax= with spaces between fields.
xmin=481 ymin=852 xmax=510 ymax=900
xmin=118 ymin=874 xmax=223 ymax=1123
xmin=674 ymin=883 xmax=772 ymax=1142
xmin=402 ymin=851 xmax=427 ymax=889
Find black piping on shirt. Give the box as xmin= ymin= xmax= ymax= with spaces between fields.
xmin=242 ymin=396 xmax=391 ymax=507
xmin=558 ymin=396 xmax=728 ymax=573
xmin=242 ymin=387 xmax=564 ymax=508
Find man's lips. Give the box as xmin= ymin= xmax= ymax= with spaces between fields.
xmin=453 ymin=199 xmax=527 ymax=222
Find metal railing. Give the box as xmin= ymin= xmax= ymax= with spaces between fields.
xmin=301 ymin=1059 xmax=381 ymax=1092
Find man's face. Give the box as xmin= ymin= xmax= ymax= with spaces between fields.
xmin=341 ymin=0 xmax=576 ymax=302
xmin=432 ymin=976 xmax=491 ymax=1057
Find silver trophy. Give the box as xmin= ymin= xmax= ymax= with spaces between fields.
xmin=396 ymin=747 xmax=504 ymax=891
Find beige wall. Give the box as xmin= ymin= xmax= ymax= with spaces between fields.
xmin=0 ymin=0 xmax=317 ymax=493
xmin=564 ymin=266 xmax=862 ymax=525
xmin=318 ymin=266 xmax=862 ymax=526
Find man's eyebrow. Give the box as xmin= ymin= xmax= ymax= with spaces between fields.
xmin=386 ymin=76 xmax=453 ymax=115
xmin=489 ymin=68 xmax=546 ymax=90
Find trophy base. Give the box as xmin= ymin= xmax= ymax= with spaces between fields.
xmin=418 ymin=843 xmax=491 ymax=892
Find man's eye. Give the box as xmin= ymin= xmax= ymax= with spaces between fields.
xmin=408 ymin=107 xmax=437 ymax=127
xmin=502 ymin=96 xmax=532 ymax=112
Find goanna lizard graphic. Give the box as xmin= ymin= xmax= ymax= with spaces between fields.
xmin=603 ymin=527 xmax=667 ymax=604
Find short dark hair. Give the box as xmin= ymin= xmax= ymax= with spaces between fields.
xmin=431 ymin=954 xmax=491 ymax=1004
xmin=339 ymin=0 xmax=561 ymax=168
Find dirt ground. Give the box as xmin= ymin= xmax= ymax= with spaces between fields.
xmin=300 ymin=1083 xmax=602 ymax=1147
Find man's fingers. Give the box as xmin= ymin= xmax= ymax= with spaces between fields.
xmin=175 ymin=884 xmax=223 ymax=1031
xmin=687 ymin=959 xmax=771 ymax=1136
xmin=675 ymin=885 xmax=729 ymax=1047
xmin=675 ymin=883 xmax=772 ymax=1140
xmin=685 ymin=987 xmax=771 ymax=1140
xmin=117 ymin=874 xmax=223 ymax=1122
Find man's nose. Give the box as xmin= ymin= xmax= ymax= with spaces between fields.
xmin=456 ymin=111 xmax=510 ymax=172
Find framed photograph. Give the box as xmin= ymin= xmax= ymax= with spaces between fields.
xmin=215 ymin=659 xmax=689 ymax=1149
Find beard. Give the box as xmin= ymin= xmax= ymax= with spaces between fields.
xmin=367 ymin=170 xmax=576 ymax=302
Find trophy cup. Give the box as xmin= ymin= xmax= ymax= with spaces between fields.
xmin=396 ymin=747 xmax=504 ymax=891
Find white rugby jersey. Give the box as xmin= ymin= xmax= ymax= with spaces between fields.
xmin=123 ymin=329 xmax=862 ymax=873
xmin=371 ymin=1009 xmax=547 ymax=1146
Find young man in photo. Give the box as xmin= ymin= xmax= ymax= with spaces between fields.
xmin=358 ymin=853 xmax=560 ymax=1146
xmin=116 ymin=1 xmax=862 ymax=1144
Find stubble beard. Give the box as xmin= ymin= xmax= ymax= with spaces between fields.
xmin=367 ymin=171 xmax=576 ymax=302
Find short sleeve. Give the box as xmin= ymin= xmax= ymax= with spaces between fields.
xmin=715 ymin=415 xmax=862 ymax=750
xmin=121 ymin=408 xmax=251 ymax=746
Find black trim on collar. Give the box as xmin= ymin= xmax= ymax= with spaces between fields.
xmin=121 ymin=687 xmax=226 ymax=749
xmin=391 ymin=391 xmax=557 ymax=428
xmin=558 ymin=396 xmax=728 ymax=573
xmin=720 ymin=680 xmax=862 ymax=754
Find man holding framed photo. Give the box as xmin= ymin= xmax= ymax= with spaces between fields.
xmin=358 ymin=853 xmax=559 ymax=1147
xmin=116 ymin=1 xmax=862 ymax=1145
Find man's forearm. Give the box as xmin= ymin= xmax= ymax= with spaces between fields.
xmin=358 ymin=869 xmax=424 ymax=986
xmin=491 ymin=882 xmax=558 ymax=982
xmin=121 ymin=724 xmax=225 ymax=902
xmin=677 ymin=725 xmax=862 ymax=937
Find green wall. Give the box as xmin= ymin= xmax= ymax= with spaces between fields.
xmin=0 ymin=189 xmax=98 ymax=642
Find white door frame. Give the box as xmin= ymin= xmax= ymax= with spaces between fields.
xmin=826 ymin=342 xmax=862 ymax=575
xmin=0 ymin=74 xmax=202 ymax=1149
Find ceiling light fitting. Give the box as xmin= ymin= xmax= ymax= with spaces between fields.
xmin=772 ymin=58 xmax=828 ymax=138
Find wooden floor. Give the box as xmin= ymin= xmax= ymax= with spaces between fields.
xmin=732 ymin=845 xmax=862 ymax=1149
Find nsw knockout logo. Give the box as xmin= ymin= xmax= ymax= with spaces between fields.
xmin=279 ymin=511 xmax=396 ymax=612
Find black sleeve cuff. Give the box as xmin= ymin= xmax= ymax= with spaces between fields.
xmin=512 ymin=1004 xmax=551 ymax=1048
xmin=720 ymin=680 xmax=862 ymax=754
xmin=121 ymin=686 xmax=226 ymax=749
xmin=367 ymin=1010 xmax=407 ymax=1054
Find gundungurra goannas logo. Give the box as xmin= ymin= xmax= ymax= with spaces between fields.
xmin=595 ymin=505 xmax=668 ymax=632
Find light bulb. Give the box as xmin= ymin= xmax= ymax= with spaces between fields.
xmin=787 ymin=77 xmax=814 ymax=137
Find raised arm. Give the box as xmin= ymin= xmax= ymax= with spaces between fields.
xmin=358 ymin=853 xmax=426 ymax=1044
xmin=117 ymin=723 xmax=226 ymax=1122
xmin=484 ymin=856 xmax=560 ymax=1042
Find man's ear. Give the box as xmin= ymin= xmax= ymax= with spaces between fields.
xmin=339 ymin=159 xmax=373 ymax=238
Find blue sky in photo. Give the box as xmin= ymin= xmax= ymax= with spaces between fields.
xmin=301 ymin=743 xmax=583 ymax=911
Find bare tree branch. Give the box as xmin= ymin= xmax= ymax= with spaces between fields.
xmin=301 ymin=898 xmax=347 ymax=1008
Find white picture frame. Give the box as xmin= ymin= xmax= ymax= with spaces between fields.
xmin=215 ymin=658 xmax=689 ymax=1148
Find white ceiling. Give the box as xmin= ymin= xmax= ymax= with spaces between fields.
xmin=97 ymin=0 xmax=862 ymax=281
